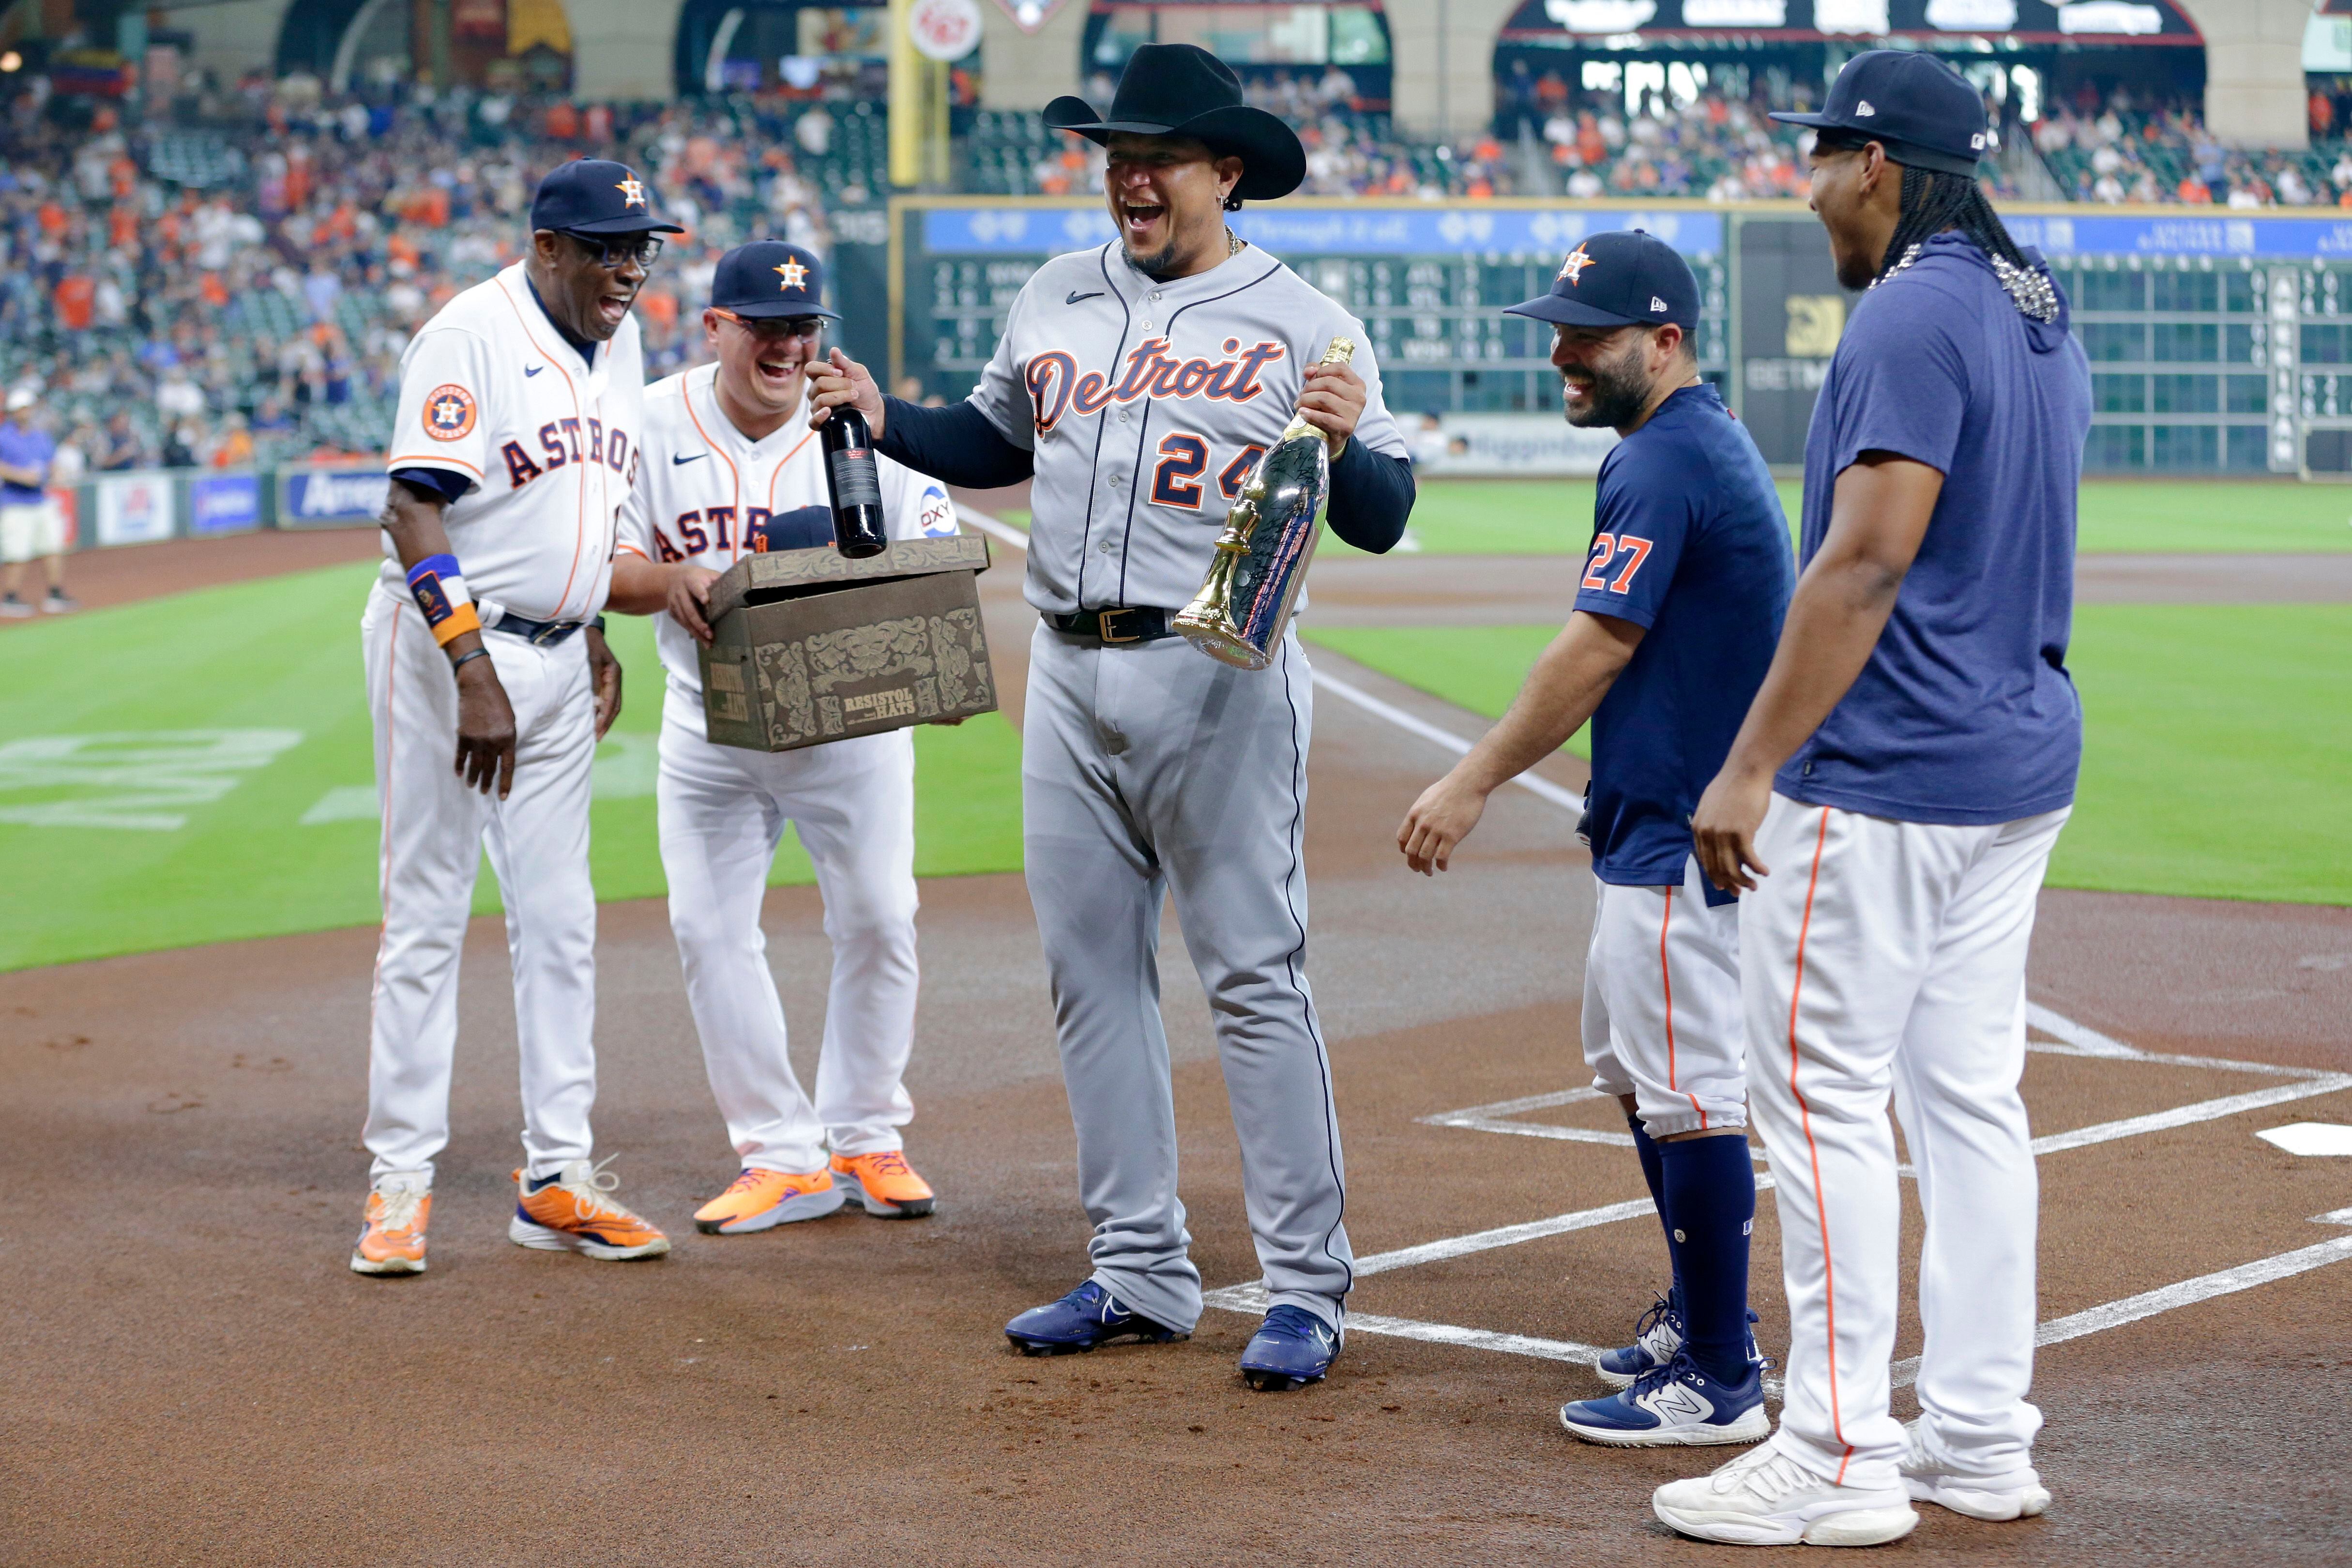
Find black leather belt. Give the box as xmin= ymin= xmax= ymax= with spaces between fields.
xmin=1045 ymin=607 xmax=1178 ymax=644
xmin=488 ymin=612 xmax=588 ymax=646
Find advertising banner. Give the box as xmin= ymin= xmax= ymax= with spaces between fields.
xmin=1407 ymin=413 xmax=1619 ymax=478
xmin=188 ymin=473 xmax=263 ymax=536
xmin=921 ymin=204 xmax=1725 ymax=259
xmin=95 ymin=472 xmax=176 ymax=546
xmin=280 ymin=466 xmax=389 ymax=529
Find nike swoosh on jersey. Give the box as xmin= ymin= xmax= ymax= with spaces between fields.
xmin=1065 ymin=290 xmax=1105 ymax=304
xmin=672 ymin=452 xmax=706 ymax=465
xmin=524 ymin=365 xmax=543 ymax=377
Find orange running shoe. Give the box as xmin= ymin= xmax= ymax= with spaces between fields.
xmin=509 ymin=1157 xmax=671 ymax=1260
xmin=693 ymin=1167 xmax=846 ymax=1234
xmin=350 ymin=1179 xmax=431 ymax=1276
xmin=830 ymin=1150 xmax=936 ymax=1218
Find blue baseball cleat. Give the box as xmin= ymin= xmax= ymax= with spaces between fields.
xmin=1560 ymin=1353 xmax=1770 ymax=1448
xmin=1595 ymin=1293 xmax=1763 ymax=1390
xmin=1239 ymin=1305 xmax=1342 ymax=1392
xmin=1004 ymin=1280 xmax=1186 ymax=1356
xmin=1595 ymin=1290 xmax=1685 ymax=1389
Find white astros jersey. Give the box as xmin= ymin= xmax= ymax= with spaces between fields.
xmin=966 ymin=240 xmax=1408 ymax=614
xmin=384 ymin=260 xmax=645 ymax=624
xmin=617 ymin=361 xmax=957 ymax=698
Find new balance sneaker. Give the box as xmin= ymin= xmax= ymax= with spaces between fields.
xmin=41 ymin=588 xmax=76 ymax=614
xmin=1595 ymin=1290 xmax=1684 ymax=1389
xmin=1004 ymin=1280 xmax=1186 ymax=1356
xmin=1239 ymin=1304 xmax=1343 ymax=1392
xmin=830 ymin=1150 xmax=935 ymax=1218
xmin=1559 ymin=1353 xmax=1769 ymax=1447
xmin=509 ymin=1158 xmax=671 ymax=1260
xmin=1900 ymin=1419 xmax=2051 ymax=1522
xmin=1653 ymin=1446 xmax=1918 ymax=1547
xmin=349 ymin=1178 xmax=431 ymax=1276
xmin=693 ymin=1167 xmax=845 ymax=1234
xmin=1596 ymin=1293 xmax=1763 ymax=1390
xmin=0 ymin=594 xmax=30 ymax=618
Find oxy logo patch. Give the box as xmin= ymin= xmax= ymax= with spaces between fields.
xmin=1025 ymin=337 xmax=1286 ymax=435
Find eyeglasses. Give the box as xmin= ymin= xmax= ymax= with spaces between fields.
xmin=711 ymin=309 xmax=826 ymax=341
xmin=560 ymin=231 xmax=664 ymax=269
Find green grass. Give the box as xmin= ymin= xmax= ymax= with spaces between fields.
xmin=985 ymin=480 xmax=2352 ymax=556
xmin=1305 ymin=609 xmax=2351 ymax=906
xmin=1368 ymin=478 xmax=2352 ymax=557
xmin=0 ymin=563 xmax=1025 ymax=971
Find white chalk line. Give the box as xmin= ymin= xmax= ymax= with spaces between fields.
xmin=971 ymin=504 xmax=2352 ymax=1391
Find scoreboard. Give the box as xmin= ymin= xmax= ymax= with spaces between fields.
xmin=893 ymin=200 xmax=1730 ymax=420
xmin=879 ymin=198 xmax=2352 ymax=474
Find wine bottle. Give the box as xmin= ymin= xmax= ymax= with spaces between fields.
xmin=819 ymin=404 xmax=889 ymax=560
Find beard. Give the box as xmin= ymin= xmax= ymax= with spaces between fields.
xmin=1561 ymin=335 xmax=1652 ymax=429
xmin=1125 ymin=234 xmax=1182 ymax=280
xmin=1834 ymin=246 xmax=1879 ymax=291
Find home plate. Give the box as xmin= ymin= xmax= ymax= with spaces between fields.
xmin=2256 ymin=1123 xmax=2352 ymax=1157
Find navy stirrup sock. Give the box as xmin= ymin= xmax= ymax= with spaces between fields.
xmin=1627 ymin=1113 xmax=1679 ymax=1293
xmin=1658 ymin=1131 xmax=1757 ymax=1384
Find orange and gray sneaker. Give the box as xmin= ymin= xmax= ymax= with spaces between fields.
xmin=350 ymin=1179 xmax=431 ymax=1276
xmin=693 ymin=1166 xmax=846 ymax=1234
xmin=509 ymin=1157 xmax=671 ymax=1260
xmin=830 ymin=1149 xmax=936 ymax=1218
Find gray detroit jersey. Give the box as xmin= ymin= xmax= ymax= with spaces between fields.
xmin=967 ymin=241 xmax=1409 ymax=613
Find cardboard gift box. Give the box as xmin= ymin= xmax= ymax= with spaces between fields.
xmin=697 ymin=535 xmax=998 ymax=753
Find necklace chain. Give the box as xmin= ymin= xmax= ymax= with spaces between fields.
xmin=1870 ymin=239 xmax=2058 ymax=324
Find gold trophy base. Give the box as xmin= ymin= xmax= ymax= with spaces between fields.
xmin=1171 ymin=607 xmax=1273 ymax=671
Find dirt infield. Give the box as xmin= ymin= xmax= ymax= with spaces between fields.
xmin=4 ymin=527 xmax=2350 ymax=1565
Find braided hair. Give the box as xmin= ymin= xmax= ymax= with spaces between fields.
xmin=1815 ymin=128 xmax=2027 ymax=282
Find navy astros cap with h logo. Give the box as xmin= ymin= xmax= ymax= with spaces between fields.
xmin=1503 ymin=229 xmax=1700 ymax=334
xmin=1769 ymin=50 xmax=1989 ymax=179
xmin=710 ymin=241 xmax=841 ymax=320
xmin=529 ymin=159 xmax=684 ymax=237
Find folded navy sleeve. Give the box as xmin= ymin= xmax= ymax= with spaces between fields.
xmin=1325 ymin=438 xmax=1415 ymax=555
xmin=390 ymin=466 xmax=472 ymax=506
xmin=872 ymin=397 xmax=1035 ymax=490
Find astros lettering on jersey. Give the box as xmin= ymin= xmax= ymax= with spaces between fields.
xmin=617 ymin=359 xmax=956 ymax=697
xmin=384 ymin=260 xmax=644 ymax=625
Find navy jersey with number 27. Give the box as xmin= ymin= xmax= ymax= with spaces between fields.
xmin=1575 ymin=382 xmax=1793 ymax=904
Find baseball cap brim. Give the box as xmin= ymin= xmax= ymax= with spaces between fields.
xmin=557 ymin=214 xmax=687 ymax=236
xmin=1766 ymin=114 xmax=1985 ymax=178
xmin=719 ymin=299 xmax=843 ymax=320
xmin=1503 ymin=294 xmax=1655 ymax=329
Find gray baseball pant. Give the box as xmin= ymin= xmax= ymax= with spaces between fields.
xmin=1022 ymin=621 xmax=1353 ymax=1333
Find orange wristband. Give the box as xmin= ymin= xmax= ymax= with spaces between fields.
xmin=430 ymin=601 xmax=482 ymax=647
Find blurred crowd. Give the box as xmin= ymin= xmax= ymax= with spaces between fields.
xmin=2034 ymin=83 xmax=2352 ymax=207
xmin=0 ymin=71 xmax=848 ymax=469
xmin=7 ymin=57 xmax=2348 ymax=479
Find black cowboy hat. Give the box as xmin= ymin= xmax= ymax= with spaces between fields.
xmin=1043 ymin=44 xmax=1305 ymax=202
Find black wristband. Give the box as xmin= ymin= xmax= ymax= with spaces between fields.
xmin=590 ymin=615 xmax=607 ymax=635
xmin=451 ymin=647 xmax=491 ymax=675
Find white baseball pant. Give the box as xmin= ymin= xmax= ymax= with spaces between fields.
xmin=1742 ymin=792 xmax=2069 ymax=1493
xmin=1582 ymin=853 xmax=1746 ymax=1138
xmin=656 ymin=688 xmax=920 ymax=1173
xmin=361 ymin=583 xmax=600 ymax=1184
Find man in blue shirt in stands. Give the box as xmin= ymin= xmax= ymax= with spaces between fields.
xmin=0 ymin=385 xmax=74 ymax=617
xmin=1398 ymin=228 xmax=1793 ymax=1452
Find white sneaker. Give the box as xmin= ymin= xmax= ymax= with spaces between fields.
xmin=1900 ymin=1419 xmax=2051 ymax=1522
xmin=1653 ymin=1445 xmax=1918 ymax=1546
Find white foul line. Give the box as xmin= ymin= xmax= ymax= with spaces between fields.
xmin=955 ymin=504 xmax=1032 ymax=553
xmin=1890 ymin=1210 xmax=2352 ymax=1389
